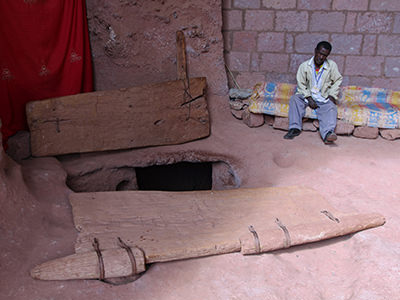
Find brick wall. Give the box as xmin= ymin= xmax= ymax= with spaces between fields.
xmin=223 ymin=0 xmax=400 ymax=90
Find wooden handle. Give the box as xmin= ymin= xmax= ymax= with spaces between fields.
xmin=176 ymin=31 xmax=189 ymax=87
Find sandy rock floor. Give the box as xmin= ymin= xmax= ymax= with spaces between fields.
xmin=1 ymin=98 xmax=400 ymax=299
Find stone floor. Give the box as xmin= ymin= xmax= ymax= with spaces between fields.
xmin=1 ymin=96 xmax=400 ymax=299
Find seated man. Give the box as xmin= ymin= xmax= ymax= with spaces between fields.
xmin=284 ymin=41 xmax=343 ymax=144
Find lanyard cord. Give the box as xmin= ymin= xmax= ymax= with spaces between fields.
xmin=312 ymin=63 xmax=325 ymax=87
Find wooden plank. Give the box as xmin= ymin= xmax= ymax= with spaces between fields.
xmin=30 ymin=186 xmax=385 ymax=281
xmin=70 ymin=186 xmax=385 ymax=263
xmin=30 ymin=247 xmax=146 ymax=281
xmin=176 ymin=31 xmax=188 ymax=84
xmin=26 ymin=77 xmax=209 ymax=156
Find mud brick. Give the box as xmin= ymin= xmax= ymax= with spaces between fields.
xmin=362 ymin=35 xmax=377 ymax=55
xmin=226 ymin=51 xmax=251 ymax=72
xmin=345 ymin=76 xmax=372 ymax=87
xmin=357 ymin=12 xmax=393 ymax=33
xmin=333 ymin=0 xmax=368 ymax=10
xmin=260 ymin=53 xmax=289 ymax=73
xmin=328 ymin=55 xmax=345 ymax=72
xmin=290 ymin=54 xmax=311 ymax=73
xmin=310 ymin=12 xmax=346 ymax=33
xmin=236 ymin=72 xmax=266 ymax=89
xmin=370 ymin=0 xmax=400 ymax=11
xmin=251 ymin=53 xmax=260 ymax=72
xmin=393 ymin=14 xmax=400 ymax=34
xmin=378 ymin=35 xmax=400 ymax=56
xmin=232 ymin=31 xmax=257 ymax=51
xmin=262 ymin=0 xmax=296 ymax=9
xmin=344 ymin=12 xmax=357 ymax=33
xmin=276 ymin=11 xmax=308 ymax=32
xmin=331 ymin=34 xmax=362 ymax=55
xmin=372 ymin=78 xmax=400 ymax=89
xmin=234 ymin=0 xmax=260 ymax=9
xmin=223 ymin=10 xmax=242 ymax=30
xmin=298 ymin=0 xmax=331 ymax=10
xmin=257 ymin=32 xmax=285 ymax=52
xmin=344 ymin=56 xmax=383 ymax=77
xmin=294 ymin=33 xmax=330 ymax=53
xmin=384 ymin=57 xmax=400 ymax=78
xmin=245 ymin=10 xmax=274 ymax=31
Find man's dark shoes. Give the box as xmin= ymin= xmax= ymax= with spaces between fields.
xmin=284 ymin=128 xmax=301 ymax=140
xmin=324 ymin=131 xmax=337 ymax=144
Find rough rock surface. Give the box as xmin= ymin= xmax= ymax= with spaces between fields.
xmin=228 ymin=88 xmax=253 ymax=99
xmin=264 ymin=114 xmax=274 ymax=126
xmin=230 ymin=109 xmax=243 ymax=120
xmin=2 ymin=0 xmax=400 ymax=299
xmin=302 ymin=120 xmax=317 ymax=132
xmin=5 ymin=130 xmax=31 ymax=162
xmin=2 ymin=105 xmax=400 ymax=299
xmin=242 ymin=107 xmax=264 ymax=128
xmin=379 ymin=128 xmax=400 ymax=140
xmin=353 ymin=126 xmax=379 ymax=139
xmin=86 ymin=0 xmax=228 ymax=102
xmin=335 ymin=119 xmax=355 ymax=135
xmin=229 ymin=99 xmax=245 ymax=110
xmin=273 ymin=116 xmax=289 ymax=130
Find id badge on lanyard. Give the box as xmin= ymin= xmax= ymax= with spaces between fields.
xmin=312 ymin=64 xmax=324 ymax=93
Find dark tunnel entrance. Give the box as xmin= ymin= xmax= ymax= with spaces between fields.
xmin=135 ymin=162 xmax=212 ymax=191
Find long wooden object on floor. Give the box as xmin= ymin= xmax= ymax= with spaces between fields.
xmin=30 ymin=247 xmax=146 ymax=281
xmin=26 ymin=77 xmax=209 ymax=156
xmin=29 ymin=186 xmax=385 ymax=281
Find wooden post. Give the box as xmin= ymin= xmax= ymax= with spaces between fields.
xmin=176 ymin=30 xmax=191 ymax=120
xmin=176 ymin=30 xmax=189 ymax=86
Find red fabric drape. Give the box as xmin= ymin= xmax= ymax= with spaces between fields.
xmin=0 ymin=0 xmax=93 ymax=148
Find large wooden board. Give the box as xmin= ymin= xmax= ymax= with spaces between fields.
xmin=70 ymin=186 xmax=385 ymax=263
xmin=26 ymin=77 xmax=209 ymax=156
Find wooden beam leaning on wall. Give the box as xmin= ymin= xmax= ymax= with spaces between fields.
xmin=26 ymin=31 xmax=209 ymax=157
xmin=26 ymin=78 xmax=209 ymax=156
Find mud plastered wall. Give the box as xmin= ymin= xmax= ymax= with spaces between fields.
xmin=86 ymin=0 xmax=228 ymax=102
xmin=223 ymin=0 xmax=400 ymax=89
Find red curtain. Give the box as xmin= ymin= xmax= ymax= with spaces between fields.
xmin=0 ymin=0 xmax=93 ymax=148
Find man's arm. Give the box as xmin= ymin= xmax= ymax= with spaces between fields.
xmin=296 ymin=62 xmax=318 ymax=109
xmin=327 ymin=61 xmax=343 ymax=103
xmin=296 ymin=62 xmax=311 ymax=99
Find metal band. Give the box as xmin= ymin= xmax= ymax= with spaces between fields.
xmin=248 ymin=225 xmax=261 ymax=253
xmin=117 ymin=237 xmax=137 ymax=276
xmin=321 ymin=210 xmax=340 ymax=223
xmin=92 ymin=238 xmax=105 ymax=281
xmin=275 ymin=218 xmax=291 ymax=248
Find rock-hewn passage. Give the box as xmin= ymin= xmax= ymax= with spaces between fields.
xmin=26 ymin=77 xmax=209 ymax=156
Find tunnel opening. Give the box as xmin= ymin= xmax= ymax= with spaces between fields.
xmin=136 ymin=161 xmax=212 ymax=191
xmin=65 ymin=153 xmax=240 ymax=193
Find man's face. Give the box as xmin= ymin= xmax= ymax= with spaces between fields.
xmin=314 ymin=47 xmax=330 ymax=67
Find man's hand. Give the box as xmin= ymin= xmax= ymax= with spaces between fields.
xmin=306 ymin=96 xmax=319 ymax=109
xmin=328 ymin=95 xmax=337 ymax=105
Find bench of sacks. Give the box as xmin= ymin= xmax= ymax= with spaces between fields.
xmin=234 ymin=82 xmax=400 ymax=140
